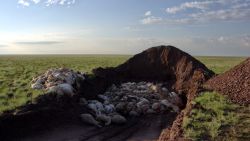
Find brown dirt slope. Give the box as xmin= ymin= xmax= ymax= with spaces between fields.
xmin=92 ymin=45 xmax=214 ymax=94
xmin=206 ymin=58 xmax=250 ymax=105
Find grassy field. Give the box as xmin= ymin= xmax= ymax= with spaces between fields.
xmin=0 ymin=55 xmax=246 ymax=114
xmin=183 ymin=92 xmax=250 ymax=140
xmin=196 ymin=56 xmax=246 ymax=74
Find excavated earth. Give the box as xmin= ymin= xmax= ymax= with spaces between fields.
xmin=0 ymin=45 xmax=215 ymax=141
xmin=206 ymin=58 xmax=250 ymax=105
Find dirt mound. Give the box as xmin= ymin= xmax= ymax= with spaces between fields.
xmin=206 ymin=58 xmax=250 ymax=105
xmin=85 ymin=45 xmax=215 ymax=140
xmin=92 ymin=45 xmax=214 ymax=95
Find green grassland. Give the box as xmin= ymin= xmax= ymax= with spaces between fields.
xmin=196 ymin=56 xmax=246 ymax=74
xmin=183 ymin=92 xmax=250 ymax=140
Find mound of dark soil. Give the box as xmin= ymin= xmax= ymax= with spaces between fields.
xmin=88 ymin=45 xmax=214 ymax=98
xmin=206 ymin=58 xmax=250 ymax=105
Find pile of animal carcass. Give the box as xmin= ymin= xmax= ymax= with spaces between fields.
xmin=31 ymin=68 xmax=183 ymax=127
xmin=79 ymin=81 xmax=183 ymax=127
xmin=31 ymin=68 xmax=85 ymax=97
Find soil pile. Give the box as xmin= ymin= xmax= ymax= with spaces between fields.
xmin=206 ymin=58 xmax=250 ymax=105
xmin=91 ymin=45 xmax=214 ymax=96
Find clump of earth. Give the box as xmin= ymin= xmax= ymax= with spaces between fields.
xmin=79 ymin=82 xmax=183 ymax=127
xmin=31 ymin=68 xmax=85 ymax=96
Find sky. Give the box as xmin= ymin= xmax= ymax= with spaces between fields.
xmin=0 ymin=0 xmax=250 ymax=56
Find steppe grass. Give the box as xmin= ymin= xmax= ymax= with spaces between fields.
xmin=196 ymin=56 xmax=246 ymax=74
xmin=183 ymin=92 xmax=250 ymax=140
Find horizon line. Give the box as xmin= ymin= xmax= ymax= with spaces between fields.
xmin=0 ymin=54 xmax=248 ymax=57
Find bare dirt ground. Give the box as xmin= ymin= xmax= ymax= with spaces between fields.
xmin=19 ymin=113 xmax=176 ymax=141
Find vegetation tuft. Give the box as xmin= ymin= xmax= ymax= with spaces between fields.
xmin=183 ymin=92 xmax=250 ymax=140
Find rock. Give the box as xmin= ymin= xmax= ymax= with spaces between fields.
xmin=111 ymin=114 xmax=127 ymax=124
xmin=80 ymin=114 xmax=101 ymax=127
xmin=96 ymin=114 xmax=111 ymax=126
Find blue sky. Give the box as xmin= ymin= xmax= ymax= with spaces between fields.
xmin=0 ymin=0 xmax=250 ymax=56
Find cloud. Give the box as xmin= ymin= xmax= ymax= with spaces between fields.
xmin=141 ymin=16 xmax=162 ymax=24
xmin=18 ymin=0 xmax=30 ymax=6
xmin=242 ymin=34 xmax=250 ymax=46
xmin=142 ymin=0 xmax=250 ymax=25
xmin=189 ymin=8 xmax=250 ymax=22
xmin=218 ymin=36 xmax=226 ymax=42
xmin=32 ymin=0 xmax=40 ymax=4
xmin=46 ymin=0 xmax=76 ymax=6
xmin=17 ymin=0 xmax=76 ymax=7
xmin=166 ymin=1 xmax=214 ymax=14
xmin=144 ymin=11 xmax=152 ymax=16
xmin=0 ymin=45 xmax=8 ymax=47
xmin=15 ymin=41 xmax=63 ymax=45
